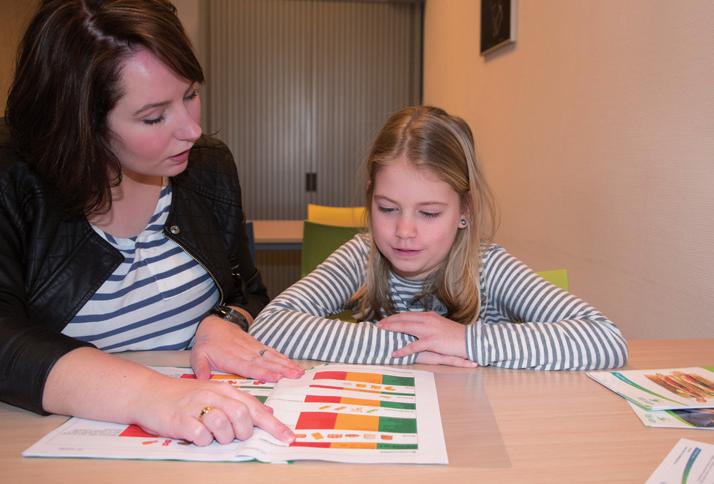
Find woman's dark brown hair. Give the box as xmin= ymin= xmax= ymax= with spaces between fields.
xmin=4 ymin=0 xmax=204 ymax=215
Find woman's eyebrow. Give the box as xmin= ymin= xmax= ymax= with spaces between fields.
xmin=133 ymin=84 xmax=196 ymax=116
xmin=133 ymin=100 xmax=169 ymax=116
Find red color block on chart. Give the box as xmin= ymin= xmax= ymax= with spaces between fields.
xmin=313 ymin=371 xmax=347 ymax=381
xmin=290 ymin=441 xmax=331 ymax=448
xmin=119 ymin=424 xmax=157 ymax=438
xmin=305 ymin=395 xmax=341 ymax=403
xmin=295 ymin=412 xmax=338 ymax=430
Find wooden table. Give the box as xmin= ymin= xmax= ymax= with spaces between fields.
xmin=2 ymin=339 xmax=712 ymax=483
xmin=252 ymin=220 xmax=304 ymax=251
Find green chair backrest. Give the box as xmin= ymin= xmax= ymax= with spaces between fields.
xmin=537 ymin=269 xmax=569 ymax=291
xmin=300 ymin=221 xmax=361 ymax=277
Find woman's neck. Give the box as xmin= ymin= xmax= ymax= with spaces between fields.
xmin=88 ymin=173 xmax=165 ymax=238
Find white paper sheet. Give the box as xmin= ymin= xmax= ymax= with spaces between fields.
xmin=645 ymin=438 xmax=714 ymax=484
xmin=23 ymin=364 xmax=447 ymax=464
xmin=629 ymin=402 xmax=714 ymax=431
xmin=586 ymin=367 xmax=714 ymax=411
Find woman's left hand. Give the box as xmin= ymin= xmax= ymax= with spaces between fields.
xmin=377 ymin=311 xmax=472 ymax=361
xmin=191 ymin=315 xmax=304 ymax=382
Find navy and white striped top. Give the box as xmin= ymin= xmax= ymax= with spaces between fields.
xmin=63 ymin=183 xmax=219 ymax=352
xmin=251 ymin=234 xmax=627 ymax=370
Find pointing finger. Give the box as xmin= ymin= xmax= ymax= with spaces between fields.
xmin=248 ymin=404 xmax=295 ymax=444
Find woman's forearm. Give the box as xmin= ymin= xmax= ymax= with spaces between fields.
xmin=42 ymin=346 xmax=162 ymax=422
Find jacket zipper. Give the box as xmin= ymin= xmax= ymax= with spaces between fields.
xmin=165 ymin=229 xmax=225 ymax=306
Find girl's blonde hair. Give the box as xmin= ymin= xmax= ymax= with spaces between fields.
xmin=351 ymin=106 xmax=498 ymax=323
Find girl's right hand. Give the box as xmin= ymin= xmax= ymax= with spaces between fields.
xmin=133 ymin=374 xmax=295 ymax=446
xmin=377 ymin=311 xmax=477 ymax=365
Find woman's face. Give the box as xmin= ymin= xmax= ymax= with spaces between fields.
xmin=106 ymin=48 xmax=202 ymax=181
xmin=370 ymin=156 xmax=465 ymax=280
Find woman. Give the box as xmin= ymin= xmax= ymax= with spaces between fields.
xmin=0 ymin=0 xmax=302 ymax=446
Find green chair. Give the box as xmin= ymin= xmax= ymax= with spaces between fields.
xmin=537 ymin=269 xmax=569 ymax=291
xmin=300 ymin=221 xmax=361 ymax=277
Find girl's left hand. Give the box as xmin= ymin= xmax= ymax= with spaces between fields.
xmin=377 ymin=311 xmax=473 ymax=361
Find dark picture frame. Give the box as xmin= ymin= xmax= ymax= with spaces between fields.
xmin=480 ymin=0 xmax=517 ymax=55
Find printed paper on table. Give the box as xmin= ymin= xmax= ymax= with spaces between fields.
xmin=645 ymin=438 xmax=714 ymax=484
xmin=628 ymin=402 xmax=714 ymax=430
xmin=586 ymin=366 xmax=714 ymax=411
xmin=23 ymin=364 xmax=448 ymax=464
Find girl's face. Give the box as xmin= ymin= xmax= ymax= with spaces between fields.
xmin=106 ymin=48 xmax=202 ymax=182
xmin=371 ymin=156 xmax=465 ymax=280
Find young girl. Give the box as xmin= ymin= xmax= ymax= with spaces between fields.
xmin=250 ymin=106 xmax=627 ymax=370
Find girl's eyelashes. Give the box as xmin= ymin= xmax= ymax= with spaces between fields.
xmin=376 ymin=205 xmax=441 ymax=218
xmin=143 ymin=115 xmax=164 ymax=125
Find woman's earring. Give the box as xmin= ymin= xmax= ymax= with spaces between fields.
xmin=458 ymin=218 xmax=468 ymax=228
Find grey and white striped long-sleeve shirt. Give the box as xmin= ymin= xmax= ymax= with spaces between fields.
xmin=251 ymin=234 xmax=627 ymax=370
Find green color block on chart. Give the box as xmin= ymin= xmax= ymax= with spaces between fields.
xmin=378 ymin=417 xmax=417 ymax=434
xmin=377 ymin=443 xmax=418 ymax=450
xmin=381 ymin=401 xmax=416 ymax=410
xmin=382 ymin=375 xmax=415 ymax=387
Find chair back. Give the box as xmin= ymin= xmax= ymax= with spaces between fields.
xmin=307 ymin=203 xmax=366 ymax=227
xmin=537 ymin=269 xmax=569 ymax=291
xmin=301 ymin=221 xmax=361 ymax=276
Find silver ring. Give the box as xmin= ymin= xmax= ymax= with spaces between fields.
xmin=257 ymin=348 xmax=268 ymax=357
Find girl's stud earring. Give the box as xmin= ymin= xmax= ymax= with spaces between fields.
xmin=458 ymin=218 xmax=468 ymax=228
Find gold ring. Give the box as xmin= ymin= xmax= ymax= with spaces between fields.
xmin=198 ymin=406 xmax=213 ymax=421
xmin=258 ymin=348 xmax=268 ymax=357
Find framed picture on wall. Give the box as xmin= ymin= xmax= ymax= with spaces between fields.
xmin=480 ymin=0 xmax=517 ymax=55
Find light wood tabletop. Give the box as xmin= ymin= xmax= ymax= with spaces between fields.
xmin=2 ymin=339 xmax=712 ymax=483
xmin=252 ymin=220 xmax=303 ymax=247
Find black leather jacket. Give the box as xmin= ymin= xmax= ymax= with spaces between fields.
xmin=0 ymin=123 xmax=268 ymax=414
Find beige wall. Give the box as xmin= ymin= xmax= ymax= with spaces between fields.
xmin=424 ymin=0 xmax=714 ymax=339
xmin=0 ymin=0 xmax=36 ymax=114
xmin=172 ymin=0 xmax=205 ymax=70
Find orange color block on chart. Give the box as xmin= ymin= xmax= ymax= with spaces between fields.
xmin=346 ymin=372 xmax=382 ymax=384
xmin=335 ymin=413 xmax=379 ymax=431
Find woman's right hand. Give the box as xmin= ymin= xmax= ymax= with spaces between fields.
xmin=43 ymin=348 xmax=294 ymax=447
xmin=134 ymin=373 xmax=295 ymax=446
